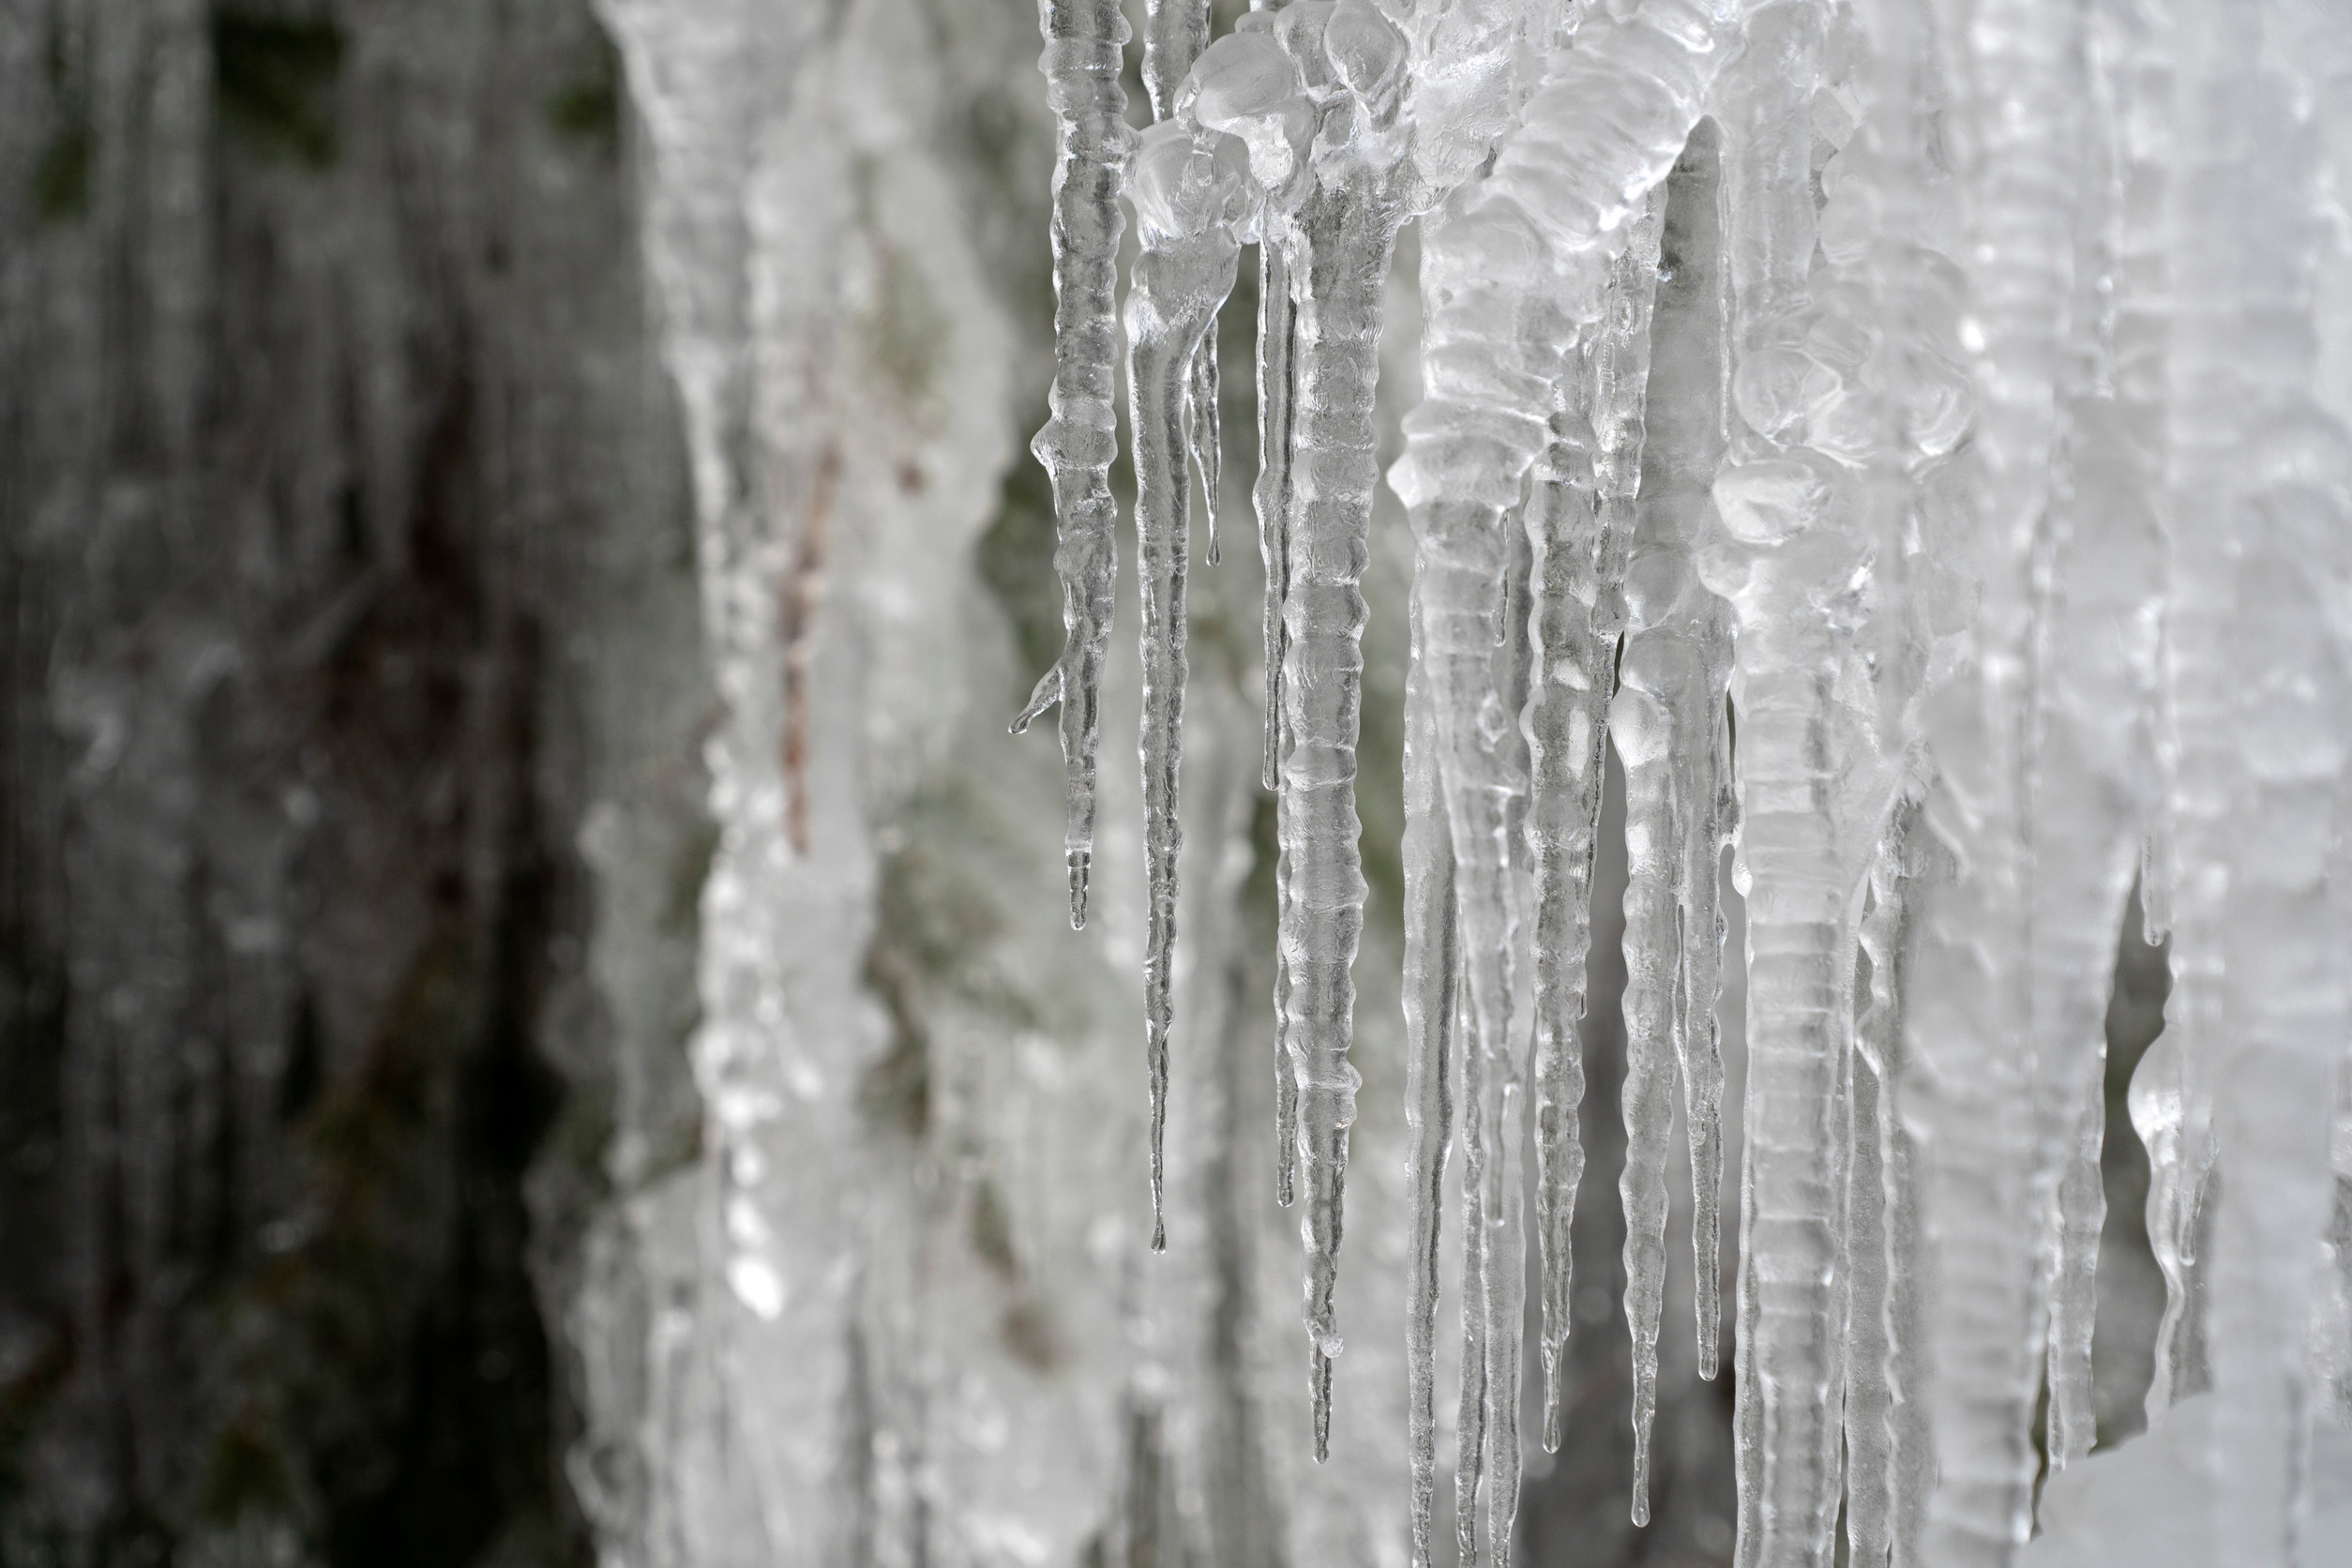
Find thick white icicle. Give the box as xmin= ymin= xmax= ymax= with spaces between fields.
xmin=2172 ymin=4 xmax=2352 ymax=1562
xmin=1015 ymin=0 xmax=1137 ymax=928
xmin=1125 ymin=119 xmax=1255 ymax=1251
xmin=1905 ymin=0 xmax=2098 ymax=1555
xmin=1703 ymin=7 xmax=1884 ymax=1563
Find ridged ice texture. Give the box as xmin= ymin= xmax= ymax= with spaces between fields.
xmin=1613 ymin=121 xmax=1731 ymax=1526
xmin=997 ymin=2 xmax=2352 ymax=1565
xmin=2169 ymin=4 xmax=2352 ymax=1564
xmin=1401 ymin=584 xmax=1458 ymax=1568
xmin=1908 ymin=0 xmax=2101 ymax=1560
xmin=2037 ymin=0 xmax=2171 ymax=1470
xmin=1142 ymin=0 xmax=1222 ymax=578
xmin=1395 ymin=13 xmax=1749 ymax=1547
xmin=1847 ymin=782 xmax=1937 ymax=1568
xmin=1126 ymin=120 xmax=1256 ymax=1250
xmin=1014 ymin=0 xmax=1136 ymax=928
xmin=1258 ymin=0 xmax=1418 ymax=1461
xmin=1701 ymin=7 xmax=1880 ymax=1564
xmin=1517 ymin=343 xmax=1609 ymax=1475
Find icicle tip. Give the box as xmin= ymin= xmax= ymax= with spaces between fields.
xmin=1068 ymin=852 xmax=1090 ymax=930
xmin=1012 ymin=663 xmax=1062 ymax=735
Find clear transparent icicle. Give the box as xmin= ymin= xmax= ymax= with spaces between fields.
xmin=1393 ymin=7 xmax=1751 ymax=1528
xmin=1124 ymin=119 xmax=1255 ymax=1251
xmin=1480 ymin=524 xmax=1538 ymax=1563
xmin=1258 ymin=147 xmax=1299 ymax=1212
xmin=1847 ymin=781 xmax=1936 ymax=1568
xmin=1600 ymin=196 xmax=1681 ymax=1525
xmin=1143 ymin=0 xmax=1224 ymax=573
xmin=1453 ymin=942 xmax=1491 ymax=1567
xmin=1170 ymin=19 xmax=1319 ymax=1220
xmin=1613 ymin=118 xmax=1733 ymax=1523
xmin=1262 ymin=0 xmax=1414 ymax=1461
xmin=1519 ymin=335 xmax=1608 ymax=1470
xmin=1014 ymin=0 xmax=1137 ymax=928
xmin=1401 ymin=574 xmax=1457 ymax=1568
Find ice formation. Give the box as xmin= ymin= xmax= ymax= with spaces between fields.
xmin=1014 ymin=0 xmax=2352 ymax=1562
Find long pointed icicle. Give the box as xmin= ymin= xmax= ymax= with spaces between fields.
xmin=1515 ymin=347 xmax=1617 ymax=1492
xmin=1396 ymin=5 xmax=1751 ymax=1497
xmin=1907 ymin=0 xmax=2091 ymax=1556
xmin=1598 ymin=195 xmax=1682 ymax=1527
xmin=1455 ymin=937 xmax=1492 ymax=1565
xmin=1480 ymin=524 xmax=1539 ymax=1562
xmin=1271 ymin=0 xmax=1413 ymax=1461
xmin=1402 ymin=574 xmax=1458 ymax=1568
xmin=1125 ymin=120 xmax=1252 ymax=1253
xmin=1615 ymin=114 xmax=1732 ymax=1519
xmin=1260 ymin=203 xmax=1300 ymax=1212
xmin=1703 ymin=3 xmax=1914 ymax=1560
xmin=1519 ymin=348 xmax=1606 ymax=1466
xmin=1249 ymin=0 xmax=1304 ymax=1209
xmin=1014 ymin=0 xmax=1136 ymax=929
xmin=1847 ymin=781 xmax=1935 ymax=1568
xmin=2038 ymin=0 xmax=2171 ymax=1459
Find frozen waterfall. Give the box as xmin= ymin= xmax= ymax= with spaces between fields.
xmin=589 ymin=0 xmax=2352 ymax=1562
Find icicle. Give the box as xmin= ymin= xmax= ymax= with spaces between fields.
xmin=2045 ymin=1093 xmax=2104 ymax=1467
xmin=1896 ymin=0 xmax=2097 ymax=1554
xmin=1480 ymin=521 xmax=1539 ymax=1560
xmin=1191 ymin=339 xmax=1223 ymax=564
xmin=1395 ymin=0 xmax=1748 ymax=1494
xmin=1142 ymin=0 xmax=1223 ymax=578
xmin=1598 ymin=195 xmax=1681 ymax=1525
xmin=1702 ymin=7 xmax=1883 ymax=1561
xmin=1124 ymin=118 xmax=1255 ymax=1253
xmin=1520 ymin=342 xmax=1607 ymax=1464
xmin=1143 ymin=0 xmax=1212 ymax=119
xmin=1014 ymin=0 xmax=1138 ymax=929
xmin=1454 ymin=952 xmax=1491 ymax=1567
xmin=1846 ymin=936 xmax=1895 ymax=1568
xmin=1258 ymin=239 xmax=1297 ymax=798
xmin=2036 ymin=0 xmax=2174 ymax=1476
xmin=1262 ymin=230 xmax=1299 ymax=1208
xmin=1615 ymin=671 xmax=1678 ymax=1524
xmin=1261 ymin=0 xmax=1415 ymax=1460
xmin=2171 ymin=4 xmax=2352 ymax=1560
xmin=1847 ymin=782 xmax=1936 ymax=1568
xmin=1401 ymin=575 xmax=1458 ymax=1568
xmin=1613 ymin=113 xmax=1733 ymax=1519
xmin=1244 ymin=3 xmax=1304 ymax=1208
xmin=2130 ymin=1030 xmax=2212 ymax=1417
xmin=1164 ymin=17 xmax=1319 ymax=1221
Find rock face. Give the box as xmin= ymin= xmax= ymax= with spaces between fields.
xmin=0 ymin=2 xmax=705 ymax=1561
xmin=0 ymin=1 xmax=1419 ymax=1563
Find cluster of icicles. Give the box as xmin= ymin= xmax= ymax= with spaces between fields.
xmin=1011 ymin=0 xmax=2352 ymax=1562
